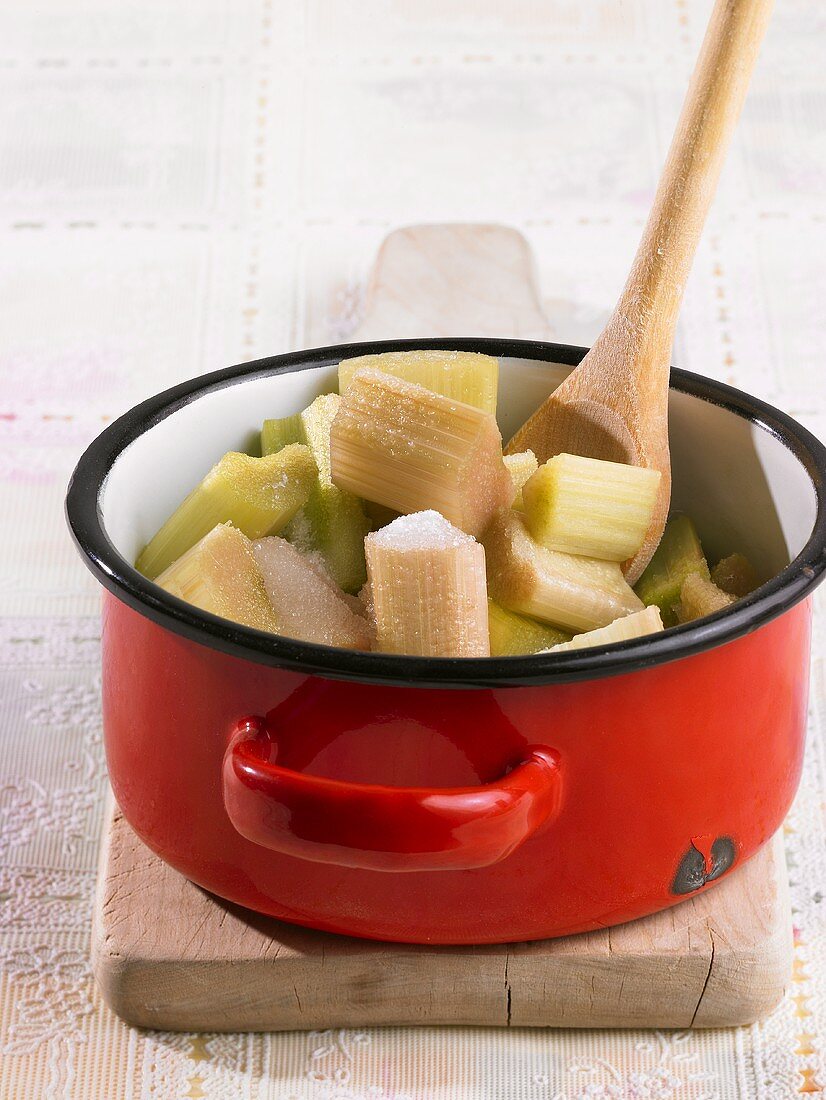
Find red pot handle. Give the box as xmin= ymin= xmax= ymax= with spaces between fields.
xmin=223 ymin=715 xmax=562 ymax=872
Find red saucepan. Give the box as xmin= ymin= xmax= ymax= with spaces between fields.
xmin=66 ymin=339 xmax=826 ymax=944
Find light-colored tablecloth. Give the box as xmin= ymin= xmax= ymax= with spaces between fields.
xmin=1 ymin=2 xmax=825 ymax=1097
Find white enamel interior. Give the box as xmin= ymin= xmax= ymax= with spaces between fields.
xmin=101 ymin=355 xmax=818 ymax=585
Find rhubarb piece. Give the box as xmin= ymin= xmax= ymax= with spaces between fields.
xmin=264 ymin=394 xmax=370 ymax=593
xmin=339 ymin=588 xmax=368 ymax=616
xmin=549 ymin=605 xmax=664 ymax=652
xmin=522 ymin=453 xmax=661 ymax=562
xmin=330 ymin=369 xmax=514 ymax=537
xmin=504 ymin=450 xmax=538 ymax=510
xmin=365 ymin=511 xmax=489 ymax=657
xmin=633 ymin=514 xmax=710 ymax=626
xmin=338 ymin=349 xmax=499 ymax=413
xmin=135 ymin=445 xmax=316 ymax=581
xmin=260 ymin=413 xmax=302 ymax=455
xmin=675 ymin=572 xmax=735 ymax=624
xmin=482 ymin=510 xmax=643 ymax=633
xmin=156 ymin=524 xmax=279 ymax=632
xmin=488 ymin=599 xmax=570 ymax=656
xmin=358 ymin=578 xmax=375 ymax=627
xmin=253 ymin=536 xmax=374 ymax=650
xmin=711 ymin=552 xmax=759 ymax=597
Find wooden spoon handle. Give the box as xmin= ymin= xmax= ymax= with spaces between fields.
xmin=613 ymin=0 xmax=773 ymax=389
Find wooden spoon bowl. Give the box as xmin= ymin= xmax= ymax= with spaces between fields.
xmin=507 ymin=0 xmax=774 ymax=584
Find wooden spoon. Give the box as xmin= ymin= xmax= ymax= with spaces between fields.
xmin=507 ymin=0 xmax=773 ymax=584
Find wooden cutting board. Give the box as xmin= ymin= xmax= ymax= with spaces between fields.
xmin=93 ymin=224 xmax=792 ymax=1032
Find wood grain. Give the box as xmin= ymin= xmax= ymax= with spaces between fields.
xmin=507 ymin=0 xmax=774 ymax=584
xmin=354 ymin=223 xmax=553 ymax=341
xmin=93 ymin=807 xmax=791 ymax=1032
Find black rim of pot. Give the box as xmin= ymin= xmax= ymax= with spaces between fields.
xmin=65 ymin=338 xmax=826 ymax=689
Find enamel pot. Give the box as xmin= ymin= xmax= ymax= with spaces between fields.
xmin=66 ymin=339 xmax=826 ymax=945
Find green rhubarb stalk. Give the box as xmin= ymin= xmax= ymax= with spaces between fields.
xmin=633 ymin=514 xmax=710 ymax=626
xmin=262 ymin=394 xmax=371 ymax=592
xmin=488 ymin=599 xmax=570 ymax=656
xmin=136 ymin=445 xmax=316 ymax=580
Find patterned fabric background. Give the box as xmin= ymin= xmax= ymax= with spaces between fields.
xmin=1 ymin=1 xmax=825 ymax=1097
